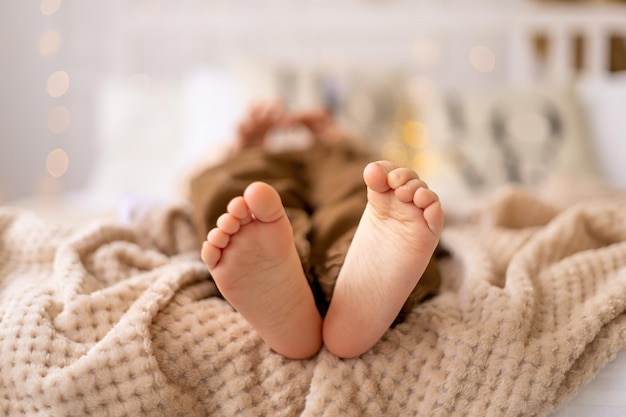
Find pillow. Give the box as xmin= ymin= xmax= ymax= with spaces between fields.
xmin=411 ymin=82 xmax=600 ymax=202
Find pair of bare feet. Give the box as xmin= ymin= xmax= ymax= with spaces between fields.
xmin=200 ymin=102 xmax=444 ymax=359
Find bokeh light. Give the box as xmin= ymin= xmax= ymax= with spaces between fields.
xmin=412 ymin=149 xmax=439 ymax=178
xmin=38 ymin=30 xmax=62 ymax=57
xmin=40 ymin=0 xmax=62 ymax=16
xmin=470 ymin=45 xmax=496 ymax=73
xmin=47 ymin=71 xmax=70 ymax=98
xmin=403 ymin=120 xmax=429 ymax=150
xmin=46 ymin=148 xmax=69 ymax=178
xmin=47 ymin=106 xmax=71 ymax=134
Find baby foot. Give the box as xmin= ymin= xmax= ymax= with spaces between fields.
xmin=323 ymin=161 xmax=444 ymax=358
xmin=201 ymin=182 xmax=322 ymax=359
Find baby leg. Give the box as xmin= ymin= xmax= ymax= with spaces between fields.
xmin=323 ymin=161 xmax=444 ymax=358
xmin=202 ymin=182 xmax=322 ymax=359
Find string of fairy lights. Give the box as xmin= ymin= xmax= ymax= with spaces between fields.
xmin=40 ymin=0 xmax=70 ymax=180
xmin=380 ymin=38 xmax=497 ymax=177
xmin=32 ymin=0 xmax=498 ymax=188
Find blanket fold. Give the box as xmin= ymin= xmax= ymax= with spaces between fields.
xmin=0 ymin=185 xmax=625 ymax=416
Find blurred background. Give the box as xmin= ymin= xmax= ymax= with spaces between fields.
xmin=1 ymin=0 xmax=625 ymax=214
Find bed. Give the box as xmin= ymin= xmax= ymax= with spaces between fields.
xmin=1 ymin=179 xmax=626 ymax=416
xmin=2 ymin=2 xmax=626 ymax=416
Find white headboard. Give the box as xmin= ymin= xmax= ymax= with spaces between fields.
xmin=110 ymin=2 xmax=626 ymax=84
xmin=3 ymin=1 xmax=625 ymax=203
xmin=94 ymin=1 xmax=626 ymax=195
xmin=507 ymin=4 xmax=626 ymax=82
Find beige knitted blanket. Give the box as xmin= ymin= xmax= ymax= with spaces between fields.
xmin=1 ymin=185 xmax=625 ymax=417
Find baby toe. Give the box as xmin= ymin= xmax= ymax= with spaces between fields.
xmin=363 ymin=161 xmax=397 ymax=193
xmin=243 ymin=182 xmax=285 ymax=223
xmin=227 ymin=196 xmax=252 ymax=225
xmin=387 ymin=167 xmax=420 ymax=190
xmin=413 ymin=187 xmax=439 ymax=210
xmin=201 ymin=241 xmax=222 ymax=270
xmin=394 ymin=178 xmax=427 ymax=203
xmin=216 ymin=213 xmax=241 ymax=235
xmin=207 ymin=228 xmax=230 ymax=249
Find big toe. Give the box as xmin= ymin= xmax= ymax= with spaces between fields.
xmin=243 ymin=182 xmax=285 ymax=223
xmin=363 ymin=161 xmax=398 ymax=193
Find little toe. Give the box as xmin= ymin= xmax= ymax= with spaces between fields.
xmin=387 ymin=167 xmax=420 ymax=190
xmin=201 ymin=241 xmax=221 ymax=270
xmin=243 ymin=182 xmax=285 ymax=223
xmin=414 ymin=188 xmax=444 ymax=235
xmin=424 ymin=201 xmax=445 ymax=236
xmin=363 ymin=161 xmax=398 ymax=193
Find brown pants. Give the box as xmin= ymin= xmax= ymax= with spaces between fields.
xmin=188 ymin=142 xmax=441 ymax=323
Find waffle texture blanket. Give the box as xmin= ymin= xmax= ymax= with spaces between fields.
xmin=1 ymin=185 xmax=625 ymax=417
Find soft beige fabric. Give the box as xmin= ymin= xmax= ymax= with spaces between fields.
xmin=0 ymin=185 xmax=625 ymax=417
